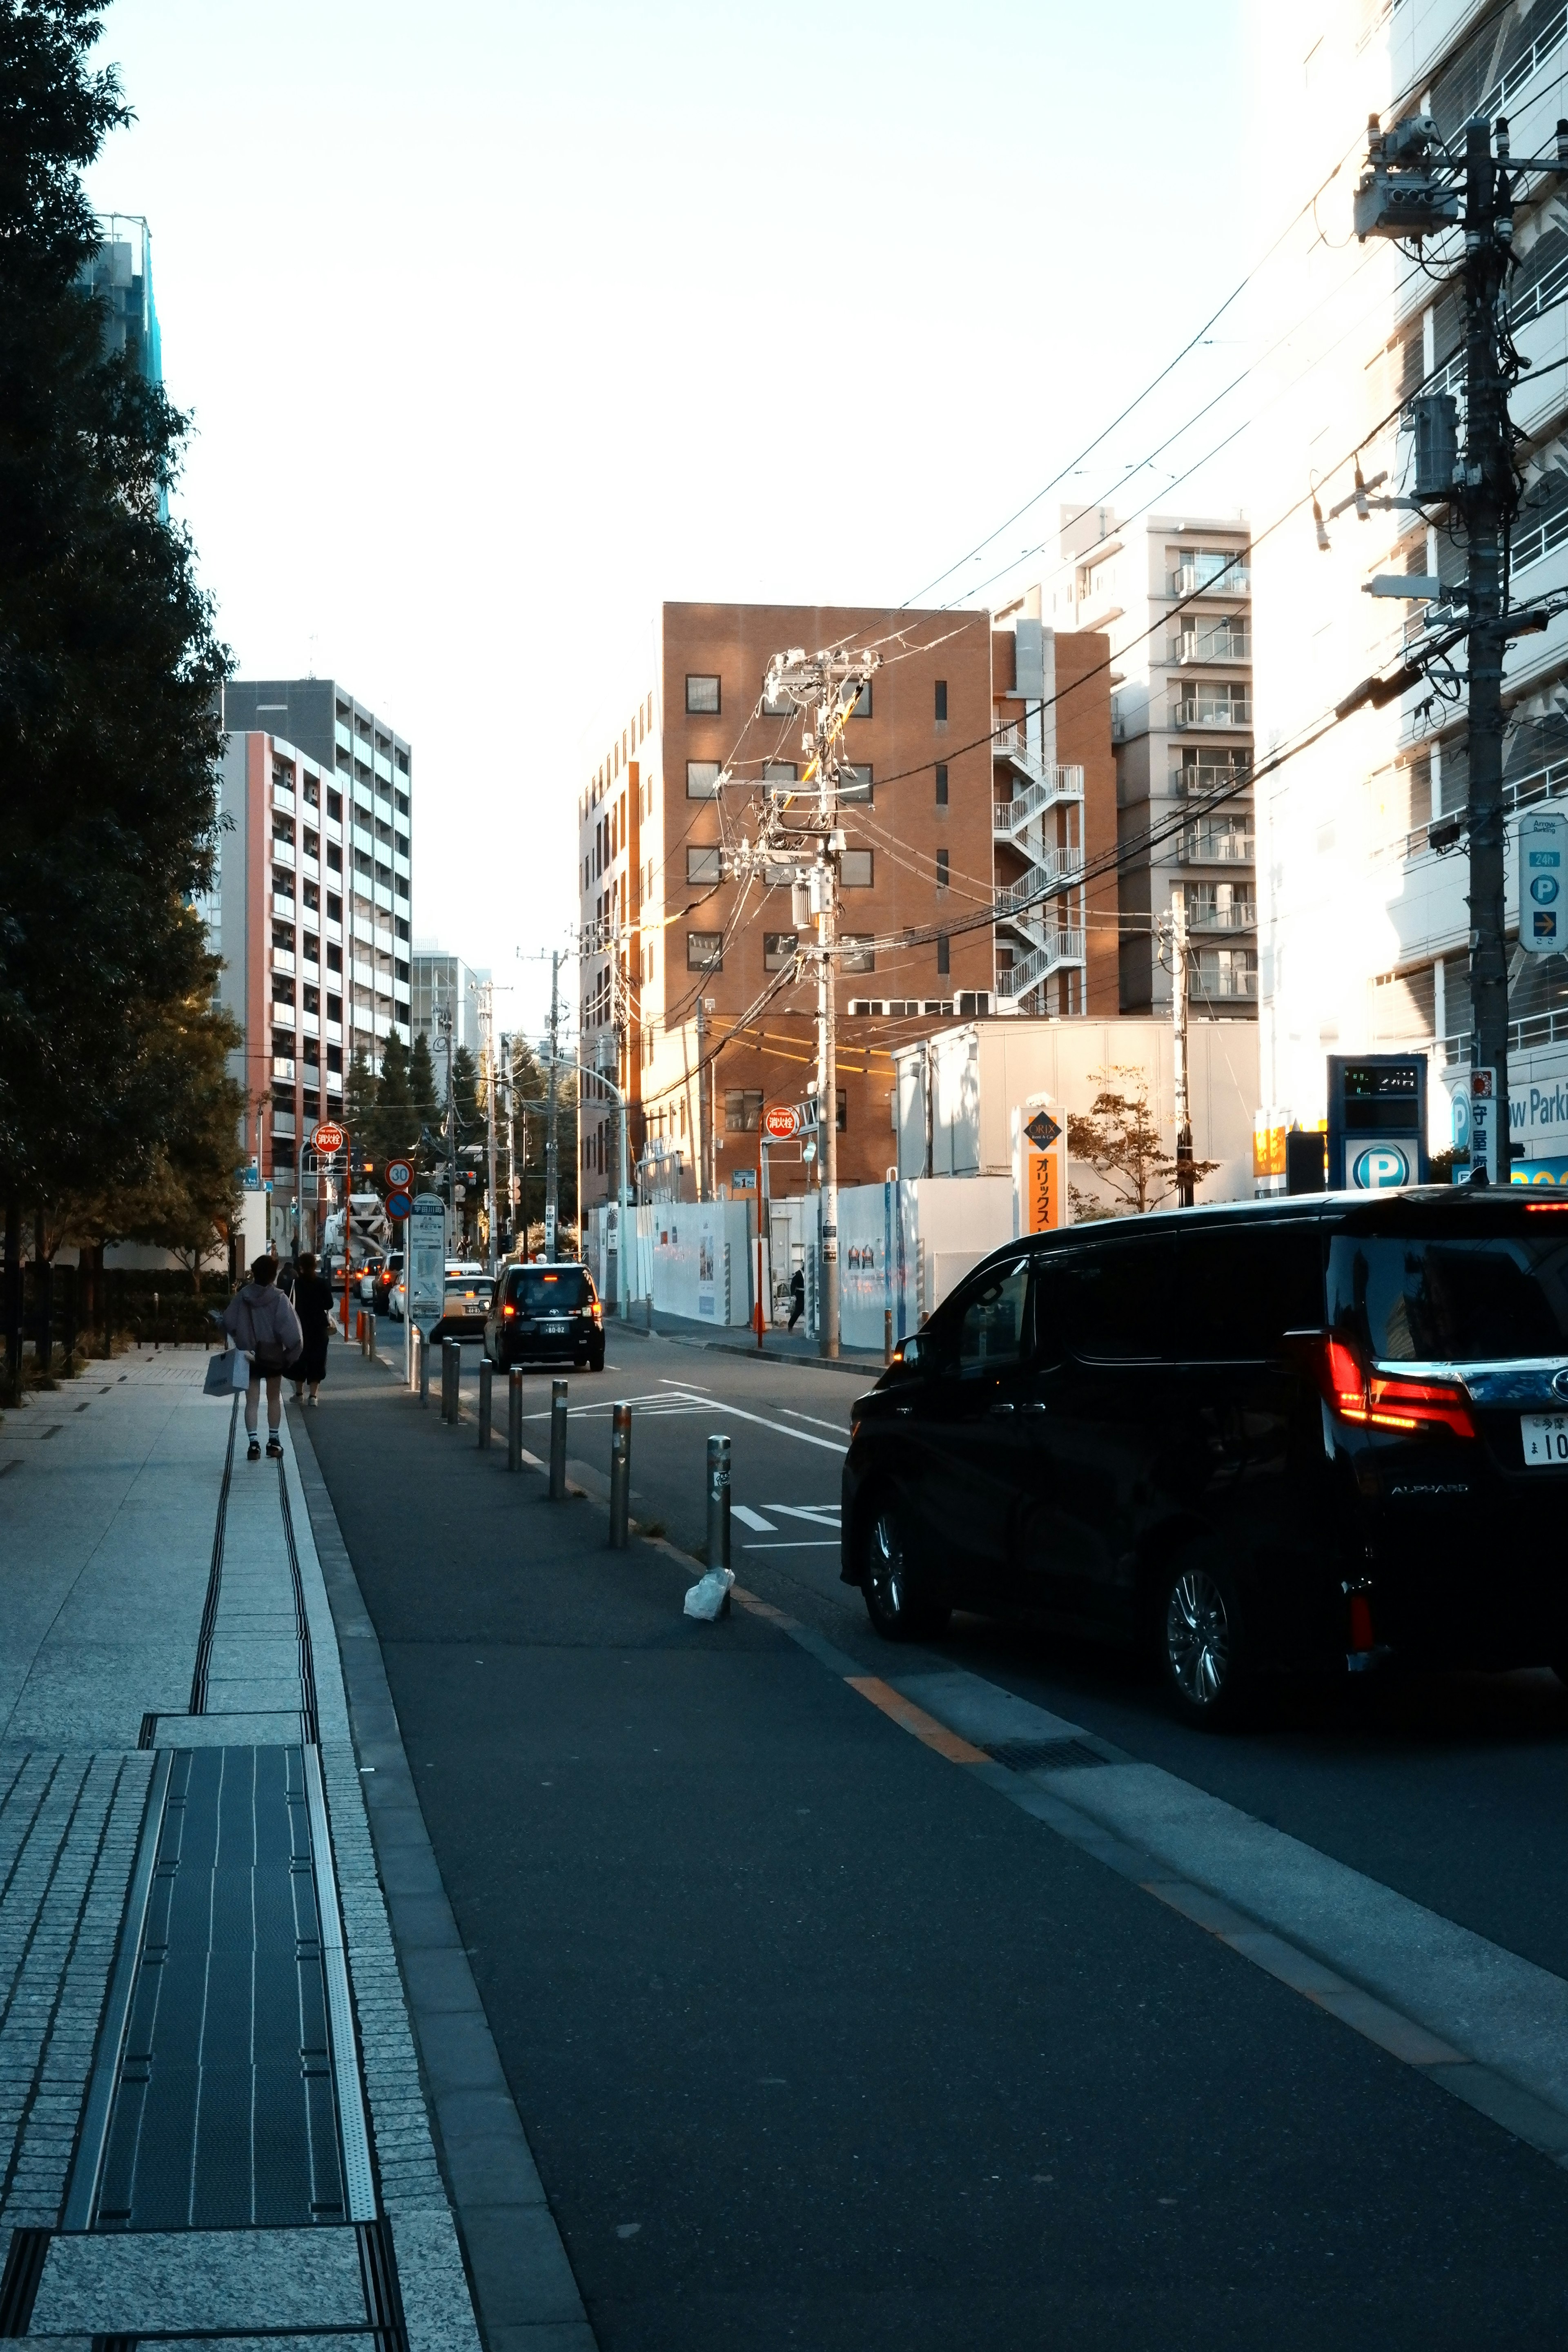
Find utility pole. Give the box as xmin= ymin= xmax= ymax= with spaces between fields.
xmin=695 ymin=993 xmax=709 ymax=1202
xmin=1352 ymin=110 xmax=1568 ymax=1185
xmin=436 ymin=1000 xmax=457 ymax=1234
xmin=477 ymin=980 xmax=499 ymax=1276
xmin=545 ymin=948 xmax=561 ymax=1261
xmin=1171 ymin=896 xmax=1194 ymax=1208
xmin=502 ymin=1035 xmax=517 ymax=1256
xmin=754 ymin=644 xmax=881 ymax=1358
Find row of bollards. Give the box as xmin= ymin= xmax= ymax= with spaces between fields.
xmin=410 ymin=1339 xmax=732 ymax=1592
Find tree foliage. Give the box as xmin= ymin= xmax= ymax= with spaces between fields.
xmin=0 ymin=3 xmax=234 ymax=1252
xmin=1067 ymin=1066 xmax=1219 ymax=1219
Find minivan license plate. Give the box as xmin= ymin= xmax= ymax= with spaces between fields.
xmin=1521 ymin=1413 xmax=1568 ymax=1467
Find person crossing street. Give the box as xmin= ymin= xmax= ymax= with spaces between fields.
xmin=222 ymin=1255 xmax=303 ymax=1460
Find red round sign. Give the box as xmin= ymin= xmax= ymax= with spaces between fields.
xmin=763 ymin=1106 xmax=799 ymax=1140
xmin=312 ymin=1122 xmax=346 ymax=1155
xmin=385 ymin=1159 xmax=413 ymax=1190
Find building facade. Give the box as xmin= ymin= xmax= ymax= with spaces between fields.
xmin=1249 ymin=0 xmax=1568 ymax=1167
xmin=1049 ymin=507 xmax=1256 ymax=1018
xmin=410 ymin=949 xmax=488 ymax=1058
xmin=214 ymin=683 xmax=412 ymax=1246
xmin=79 ymin=215 xmax=162 ymax=384
xmin=574 ymin=599 xmax=1119 ymax=1212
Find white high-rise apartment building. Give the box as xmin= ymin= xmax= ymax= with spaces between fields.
xmin=1250 ymin=1 xmax=1568 ymax=1177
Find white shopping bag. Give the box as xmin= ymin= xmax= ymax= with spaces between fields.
xmin=683 ymin=1567 xmax=734 ymax=1621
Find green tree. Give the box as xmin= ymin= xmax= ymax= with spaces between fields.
xmin=375 ymin=1032 xmax=413 ymax=1163
xmin=408 ymin=1032 xmax=440 ymax=1187
xmin=344 ymin=1045 xmax=377 ymax=1153
xmin=0 ymin=4 xmax=231 ymax=1214
xmin=1067 ymin=1066 xmax=1219 ymax=1219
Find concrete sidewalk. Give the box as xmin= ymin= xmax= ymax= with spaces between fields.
xmin=0 ymin=1351 xmax=576 ymax=2347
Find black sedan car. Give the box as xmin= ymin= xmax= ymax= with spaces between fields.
xmin=842 ymin=1188 xmax=1568 ymax=1726
xmin=485 ymin=1261 xmax=604 ymax=1371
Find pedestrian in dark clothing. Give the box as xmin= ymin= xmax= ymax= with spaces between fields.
xmin=787 ymin=1266 xmax=806 ymax=1332
xmin=290 ymin=1252 xmax=334 ymax=1405
xmin=276 ymin=1255 xmax=298 ymax=1301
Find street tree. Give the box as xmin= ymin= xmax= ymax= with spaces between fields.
xmin=1067 ymin=1067 xmax=1218 ymax=1219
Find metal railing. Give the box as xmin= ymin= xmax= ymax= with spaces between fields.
xmin=1169 ymin=562 xmax=1250 ymax=598
xmin=1192 ymin=962 xmax=1258 ymax=999
xmin=1002 ymin=929 xmax=1087 ymax=998
xmin=1167 ymin=628 xmax=1251 ymax=666
xmin=1176 ymin=761 xmax=1252 ymax=798
xmin=1174 ymin=695 xmax=1252 ymax=730
xmin=991 ymin=762 xmax=1084 ymax=835
xmin=1182 ymin=828 xmax=1254 ymax=864
xmin=1187 ymin=901 xmax=1258 ymax=933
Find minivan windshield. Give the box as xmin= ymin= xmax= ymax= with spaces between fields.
xmin=508 ymin=1266 xmax=593 ymax=1310
xmin=1328 ymin=1227 xmax=1568 ymax=1361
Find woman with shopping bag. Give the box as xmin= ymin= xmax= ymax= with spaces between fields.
xmin=220 ymin=1256 xmax=304 ymax=1461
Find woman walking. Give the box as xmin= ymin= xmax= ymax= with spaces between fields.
xmin=290 ymin=1252 xmax=334 ymax=1405
xmin=221 ymin=1256 xmax=303 ymax=1463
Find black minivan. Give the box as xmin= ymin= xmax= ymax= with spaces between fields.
xmin=841 ymin=1190 xmax=1568 ymax=1724
xmin=485 ymin=1261 xmax=604 ymax=1372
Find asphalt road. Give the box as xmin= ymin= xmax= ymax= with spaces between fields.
xmin=307 ymin=1330 xmax=1568 ymax=2350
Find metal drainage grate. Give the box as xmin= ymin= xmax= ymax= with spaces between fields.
xmin=987 ymin=1737 xmax=1109 ymax=1773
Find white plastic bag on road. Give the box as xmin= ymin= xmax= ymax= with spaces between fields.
xmin=683 ymin=1567 xmax=734 ymax=1621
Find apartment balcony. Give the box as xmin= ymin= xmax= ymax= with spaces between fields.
xmin=992 ymin=758 xmax=1084 ymax=837
xmin=1173 ymin=694 xmax=1252 ymax=731
xmin=300 ymin=1011 xmax=320 ymax=1038
xmin=325 ymin=1069 xmax=344 ymax=1095
xmin=1188 ymin=900 xmax=1258 ymax=933
xmin=326 ymin=1020 xmax=343 ymax=1045
xmin=271 ymin=891 xmax=296 ymax=921
xmin=1166 ymin=627 xmax=1251 ymax=666
xmin=271 ymin=1106 xmax=296 ymax=1136
xmin=1169 ymin=562 xmax=1250 ymax=598
xmin=1000 ymin=929 xmax=1087 ymax=1000
xmin=272 ymin=836 xmax=296 ymax=869
xmin=271 ymin=998 xmax=296 ymax=1029
xmin=1192 ymin=956 xmax=1258 ymax=1000
xmin=272 ymin=784 xmax=295 ymax=817
xmin=272 ymin=1057 xmax=295 ymax=1084
xmin=1176 ymin=761 xmax=1252 ymax=799
xmin=272 ymin=947 xmax=295 ymax=977
xmin=1182 ymin=827 xmax=1255 ymax=865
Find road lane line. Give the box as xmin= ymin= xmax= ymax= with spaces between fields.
xmin=743 ymin=1540 xmax=841 ymax=1551
xmin=732 ymin=1506 xmax=777 ymax=1533
xmin=673 ymin=1399 xmax=846 ymax=1451
xmin=846 ymin=1677 xmax=991 ymax=1764
xmin=780 ymin=1408 xmax=853 ymax=1435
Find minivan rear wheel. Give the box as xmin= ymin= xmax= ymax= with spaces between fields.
xmin=1158 ymin=1548 xmax=1247 ymax=1728
xmin=860 ymin=1494 xmax=950 ymax=1644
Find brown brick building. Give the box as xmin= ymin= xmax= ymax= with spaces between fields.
xmin=576 ymin=599 xmax=1116 ymax=1208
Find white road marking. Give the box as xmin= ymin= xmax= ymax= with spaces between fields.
xmin=732 ymin=1505 xmax=778 ymax=1533
xmin=743 ymin=1539 xmax=841 ymax=1550
xmin=657 ymin=1375 xmax=712 ymax=1392
xmin=765 ymin=1504 xmax=841 ymax=1526
xmin=679 ymin=1398 xmax=846 ymax=1451
xmin=781 ymin=1408 xmax=853 ymax=1435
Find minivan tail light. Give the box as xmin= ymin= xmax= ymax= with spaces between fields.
xmin=502 ymin=1302 xmax=516 ymax=1318
xmin=1294 ymin=1331 xmax=1475 ymax=1439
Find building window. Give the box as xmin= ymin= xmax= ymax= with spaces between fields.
xmin=327 ymin=894 xmax=343 ymax=922
xmin=937 ymin=933 xmax=950 ymax=975
xmin=842 ymin=935 xmax=875 ymax=973
xmin=302 ymin=777 xmax=319 ymax=808
xmin=935 ymin=762 xmax=949 ymax=806
xmin=764 ymin=931 xmax=798 ymax=971
xmin=327 ymin=993 xmax=342 ymax=1021
xmin=725 ymin=1088 xmax=762 ymax=1132
xmin=686 ymin=675 xmax=721 ymax=715
xmin=303 ymin=934 xmax=319 ymax=965
xmin=686 ymin=761 xmax=722 ymax=799
xmin=687 ymin=845 xmax=723 ymax=884
xmin=935 ymin=850 xmax=949 ymax=891
xmin=761 ymin=678 xmax=797 ymax=717
xmin=763 ymin=761 xmax=797 ymax=788
xmin=835 ymin=1088 xmax=847 ymax=1131
xmin=687 ymin=931 xmax=724 ymax=971
xmin=934 ymin=679 xmax=948 ymax=723
xmin=327 ymin=946 xmax=343 ymax=975
xmin=840 ymin=764 xmax=872 ymax=804
xmin=327 ymin=789 xmax=343 ymax=822
xmin=841 ymin=849 xmax=873 ymax=888
xmin=851 ymin=681 xmax=872 ymax=718
xmin=272 ymin=923 xmax=294 ymax=953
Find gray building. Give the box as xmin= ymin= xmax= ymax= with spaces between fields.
xmin=225 ymin=678 xmax=413 ymax=1062
xmin=410 ymin=950 xmax=488 ymax=1060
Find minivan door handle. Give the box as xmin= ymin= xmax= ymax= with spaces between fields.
xmin=1020 ymin=1400 xmax=1047 ymax=1417
xmin=988 ymin=1401 xmax=1016 ymax=1417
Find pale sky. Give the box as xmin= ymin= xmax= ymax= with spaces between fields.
xmin=87 ymin=0 xmax=1246 ymax=1044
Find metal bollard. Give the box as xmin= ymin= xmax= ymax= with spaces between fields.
xmin=884 ymin=1307 xmax=893 ymax=1365
xmin=609 ymin=1402 xmax=631 ymax=1547
xmin=478 ymin=1357 xmax=492 ymax=1449
xmin=706 ymin=1433 xmax=731 ymax=1572
xmin=418 ymin=1328 xmax=430 ymax=1409
xmin=549 ymin=1378 xmax=568 ymax=1500
xmin=365 ymin=1310 xmax=376 ymax=1364
xmin=507 ymin=1367 xmax=523 ymax=1471
xmin=442 ymin=1337 xmax=461 ymax=1423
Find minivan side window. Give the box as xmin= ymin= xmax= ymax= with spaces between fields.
xmin=941 ymin=1258 xmax=1031 ymax=1377
xmin=1055 ymin=1234 xmax=1178 ymax=1360
xmin=1179 ymin=1221 xmax=1324 ymax=1361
